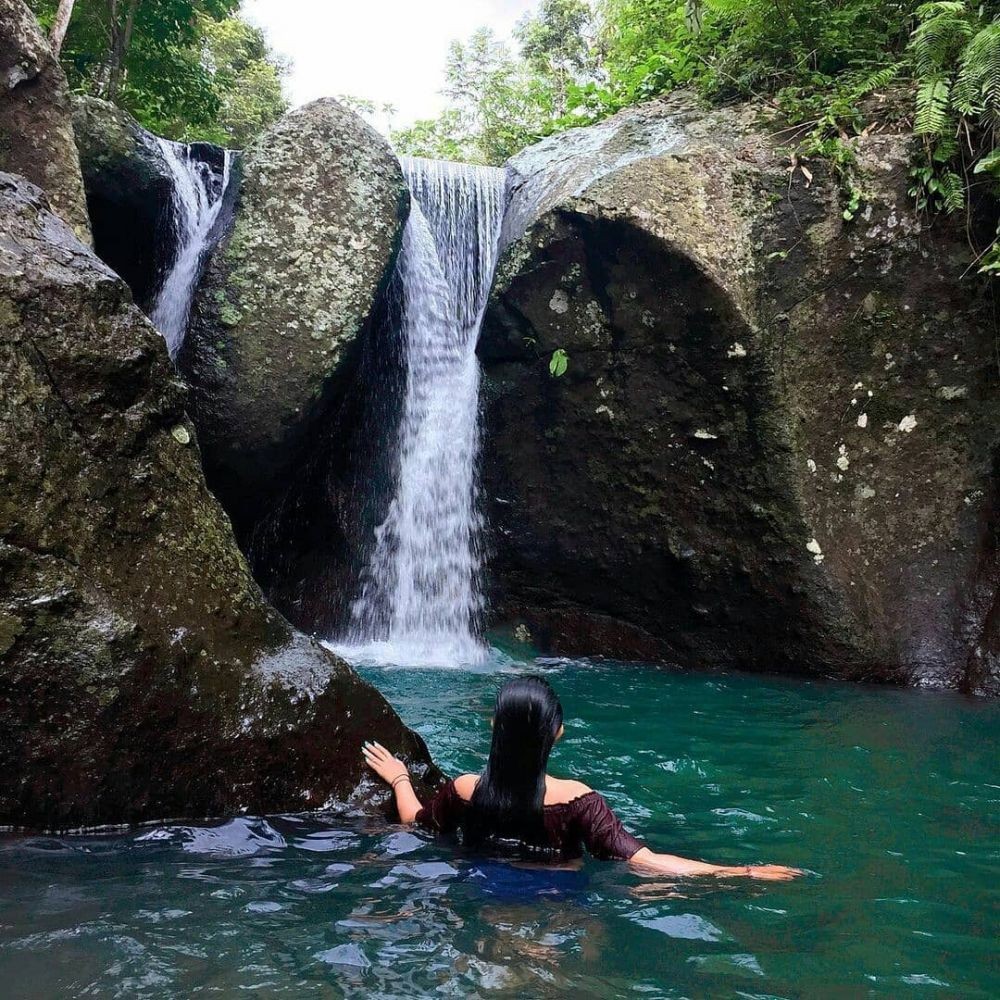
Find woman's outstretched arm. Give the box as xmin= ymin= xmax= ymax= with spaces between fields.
xmin=629 ymin=847 xmax=802 ymax=881
xmin=362 ymin=741 xmax=422 ymax=824
xmin=577 ymin=790 xmax=802 ymax=880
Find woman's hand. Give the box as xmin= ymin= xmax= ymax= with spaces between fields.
xmin=362 ymin=741 xmax=409 ymax=786
xmin=747 ymin=865 xmax=805 ymax=882
xmin=746 ymin=864 xmax=804 ymax=881
xmin=362 ymin=741 xmax=422 ymax=825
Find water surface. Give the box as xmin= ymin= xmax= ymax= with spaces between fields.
xmin=1 ymin=653 xmax=997 ymax=997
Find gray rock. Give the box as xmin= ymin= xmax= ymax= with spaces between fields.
xmin=0 ymin=0 xmax=90 ymax=243
xmin=71 ymin=95 xmax=180 ymax=309
xmin=0 ymin=173 xmax=438 ymax=829
xmin=480 ymin=93 xmax=999 ymax=695
xmin=180 ymin=98 xmax=409 ymax=526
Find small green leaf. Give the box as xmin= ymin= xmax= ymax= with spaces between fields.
xmin=549 ymin=348 xmax=569 ymax=377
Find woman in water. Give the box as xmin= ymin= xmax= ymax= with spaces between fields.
xmin=363 ymin=675 xmax=802 ymax=880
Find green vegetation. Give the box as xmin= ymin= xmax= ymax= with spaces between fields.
xmin=395 ymin=0 xmax=1000 ymax=272
xmin=549 ymin=347 xmax=570 ymax=376
xmin=389 ymin=0 xmax=921 ymax=163
xmin=909 ymin=1 xmax=1000 ymax=270
xmin=29 ymin=0 xmax=1000 ymax=266
xmin=28 ymin=0 xmax=287 ymax=145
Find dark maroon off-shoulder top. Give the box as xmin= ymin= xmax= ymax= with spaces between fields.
xmin=414 ymin=780 xmax=645 ymax=861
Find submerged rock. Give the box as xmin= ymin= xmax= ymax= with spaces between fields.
xmin=179 ymin=98 xmax=409 ymax=534
xmin=0 ymin=0 xmax=90 ymax=243
xmin=480 ymin=94 xmax=999 ymax=695
xmin=0 ymin=173 xmax=437 ymax=829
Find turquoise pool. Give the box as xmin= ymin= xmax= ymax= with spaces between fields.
xmin=1 ymin=652 xmax=997 ymax=997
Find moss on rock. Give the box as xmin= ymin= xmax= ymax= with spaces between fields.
xmin=179 ymin=98 xmax=409 ymax=531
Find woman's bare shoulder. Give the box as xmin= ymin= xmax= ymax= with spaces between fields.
xmin=544 ymin=776 xmax=594 ymax=805
xmin=453 ymin=774 xmax=480 ymax=801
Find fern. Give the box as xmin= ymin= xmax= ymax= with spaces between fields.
xmin=937 ymin=168 xmax=967 ymax=211
xmin=850 ymin=64 xmax=901 ymax=100
xmin=911 ymin=2 xmax=975 ymax=79
xmin=908 ymin=0 xmax=1000 ymax=273
xmin=915 ymin=76 xmax=955 ymax=135
xmin=955 ymin=23 xmax=1000 ymax=124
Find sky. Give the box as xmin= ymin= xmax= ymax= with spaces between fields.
xmin=243 ymin=0 xmax=539 ymax=130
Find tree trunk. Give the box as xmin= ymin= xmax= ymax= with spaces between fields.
xmin=48 ymin=0 xmax=76 ymax=56
xmin=106 ymin=0 xmax=138 ymax=101
xmin=685 ymin=0 xmax=705 ymax=35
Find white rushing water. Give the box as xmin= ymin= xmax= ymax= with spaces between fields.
xmin=149 ymin=136 xmax=232 ymax=358
xmin=333 ymin=158 xmax=508 ymax=668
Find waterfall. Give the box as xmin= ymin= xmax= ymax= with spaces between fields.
xmin=149 ymin=137 xmax=233 ymax=358
xmin=335 ymin=158 xmax=508 ymax=668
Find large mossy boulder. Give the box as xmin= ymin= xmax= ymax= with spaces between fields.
xmin=71 ymin=95 xmax=184 ymax=310
xmin=0 ymin=0 xmax=90 ymax=242
xmin=480 ymin=93 xmax=999 ymax=696
xmin=0 ymin=173 xmax=437 ymax=829
xmin=179 ymin=98 xmax=409 ymax=533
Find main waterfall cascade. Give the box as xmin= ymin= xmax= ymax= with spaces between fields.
xmin=149 ymin=136 xmax=233 ymax=357
xmin=333 ymin=158 xmax=509 ymax=668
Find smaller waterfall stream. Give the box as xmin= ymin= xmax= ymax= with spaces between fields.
xmin=335 ymin=158 xmax=507 ymax=667
xmin=149 ymin=137 xmax=232 ymax=357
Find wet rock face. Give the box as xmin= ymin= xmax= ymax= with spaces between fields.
xmin=0 ymin=173 xmax=437 ymax=829
xmin=481 ymin=95 xmax=999 ymax=695
xmin=179 ymin=98 xmax=409 ymax=537
xmin=72 ymin=95 xmax=202 ymax=310
xmin=482 ymin=206 xmax=867 ymax=679
xmin=762 ymin=135 xmax=999 ymax=696
xmin=0 ymin=0 xmax=90 ymax=243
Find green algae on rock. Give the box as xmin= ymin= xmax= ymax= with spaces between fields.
xmin=0 ymin=173 xmax=437 ymax=830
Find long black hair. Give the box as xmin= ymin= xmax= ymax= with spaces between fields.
xmin=462 ymin=675 xmax=564 ymax=854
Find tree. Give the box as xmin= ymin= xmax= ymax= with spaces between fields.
xmin=392 ymin=111 xmax=468 ymax=161
xmin=27 ymin=0 xmax=286 ymax=144
xmin=515 ymin=0 xmax=596 ymax=113
xmin=195 ymin=14 xmax=288 ymax=146
xmin=336 ymin=94 xmax=398 ymax=131
xmin=385 ymin=3 xmax=604 ymax=165
xmin=48 ymin=0 xmax=75 ymax=56
xmin=442 ymin=27 xmax=556 ymax=163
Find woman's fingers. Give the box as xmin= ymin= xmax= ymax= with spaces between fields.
xmin=750 ymin=865 xmax=803 ymax=881
xmin=362 ymin=741 xmax=402 ymax=782
xmin=361 ymin=740 xmax=408 ymax=787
